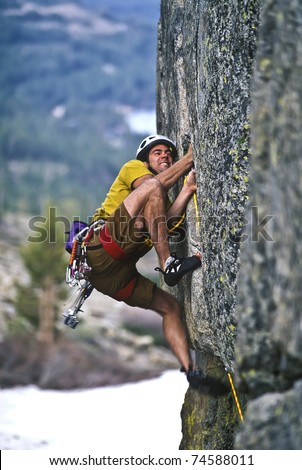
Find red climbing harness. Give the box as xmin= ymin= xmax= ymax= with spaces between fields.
xmin=99 ymin=224 xmax=129 ymax=260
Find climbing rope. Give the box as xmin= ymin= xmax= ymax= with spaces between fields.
xmin=227 ymin=372 xmax=244 ymax=423
xmin=190 ymin=168 xmax=244 ymax=423
xmin=193 ymin=192 xmax=200 ymax=232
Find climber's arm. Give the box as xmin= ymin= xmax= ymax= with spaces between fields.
xmin=155 ymin=145 xmax=194 ymax=190
xmin=166 ymin=169 xmax=197 ymax=228
xmin=131 ymin=174 xmax=153 ymax=189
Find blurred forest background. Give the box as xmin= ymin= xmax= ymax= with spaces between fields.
xmin=0 ymin=0 xmax=159 ymax=218
xmin=0 ymin=0 xmax=177 ymax=389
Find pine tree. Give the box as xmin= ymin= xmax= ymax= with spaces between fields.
xmin=17 ymin=206 xmax=67 ymax=344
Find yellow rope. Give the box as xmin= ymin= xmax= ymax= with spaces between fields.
xmin=227 ymin=372 xmax=244 ymax=423
xmin=168 ymin=174 xmax=201 ymax=234
xmin=167 ymin=211 xmax=186 ymax=233
xmin=193 ymin=191 xmax=200 ymax=232
xmin=191 ymin=180 xmax=244 ymax=423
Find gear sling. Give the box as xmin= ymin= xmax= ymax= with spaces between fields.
xmin=63 ymin=220 xmax=137 ymax=328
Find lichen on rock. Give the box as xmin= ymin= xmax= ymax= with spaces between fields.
xmin=156 ymin=0 xmax=301 ymax=450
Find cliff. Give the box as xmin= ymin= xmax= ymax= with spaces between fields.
xmin=157 ymin=0 xmax=302 ymax=449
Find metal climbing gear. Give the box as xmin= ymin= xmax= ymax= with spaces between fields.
xmin=62 ymin=218 xmax=137 ymax=328
xmin=63 ymin=220 xmax=103 ymax=329
xmin=63 ymin=281 xmax=94 ymax=329
xmin=65 ymin=221 xmax=92 ymax=286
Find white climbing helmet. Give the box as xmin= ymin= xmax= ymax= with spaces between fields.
xmin=136 ymin=134 xmax=178 ymax=162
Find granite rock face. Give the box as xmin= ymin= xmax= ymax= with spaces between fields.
xmin=235 ymin=0 xmax=302 ymax=449
xmin=157 ymin=0 xmax=301 ymax=449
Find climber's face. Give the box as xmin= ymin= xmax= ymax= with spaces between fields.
xmin=147 ymin=144 xmax=173 ymax=174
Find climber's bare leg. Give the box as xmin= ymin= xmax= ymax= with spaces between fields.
xmin=150 ymin=287 xmax=192 ymax=372
xmin=124 ymin=178 xmax=170 ymax=269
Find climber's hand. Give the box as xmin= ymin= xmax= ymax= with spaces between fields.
xmin=185 ymin=168 xmax=197 ymax=193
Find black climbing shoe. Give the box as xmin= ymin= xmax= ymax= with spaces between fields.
xmin=156 ymin=253 xmax=201 ymax=287
xmin=186 ymin=370 xmax=230 ymax=397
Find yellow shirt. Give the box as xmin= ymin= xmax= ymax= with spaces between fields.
xmin=93 ymin=159 xmax=153 ymax=220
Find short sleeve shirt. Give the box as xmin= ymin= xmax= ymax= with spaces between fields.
xmin=93 ymin=160 xmax=153 ymax=221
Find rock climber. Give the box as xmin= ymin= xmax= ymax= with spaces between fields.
xmin=86 ymin=135 xmax=228 ymax=395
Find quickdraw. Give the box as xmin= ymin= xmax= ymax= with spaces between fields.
xmin=65 ymin=223 xmax=92 ymax=287
xmin=63 ymin=220 xmax=103 ymax=329
xmin=63 ymin=281 xmax=94 ymax=329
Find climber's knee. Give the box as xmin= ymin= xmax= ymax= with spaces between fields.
xmin=124 ymin=178 xmax=165 ymax=219
xmin=150 ymin=287 xmax=181 ymax=318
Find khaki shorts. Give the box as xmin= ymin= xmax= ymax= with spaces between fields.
xmin=87 ymin=203 xmax=156 ymax=309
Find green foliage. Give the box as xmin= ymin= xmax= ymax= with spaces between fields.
xmin=20 ymin=206 xmax=67 ymax=287
xmin=12 ymin=204 xmax=68 ymax=334
xmin=13 ymin=283 xmax=39 ymax=333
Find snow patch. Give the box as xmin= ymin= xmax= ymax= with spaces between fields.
xmin=0 ymin=370 xmax=188 ymax=452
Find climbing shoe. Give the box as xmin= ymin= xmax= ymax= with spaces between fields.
xmin=186 ymin=370 xmax=230 ymax=397
xmin=156 ymin=253 xmax=201 ymax=287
